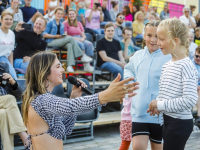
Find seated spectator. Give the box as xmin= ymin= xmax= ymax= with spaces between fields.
xmin=195 ymin=14 xmax=200 ymax=27
xmin=131 ymin=5 xmax=138 ymax=22
xmin=44 ymin=0 xmax=59 ymax=21
xmin=120 ymin=27 xmax=138 ymax=62
xmin=140 ymin=5 xmax=147 ymax=21
xmin=195 ymin=27 xmax=200 ymax=46
xmin=0 ymin=0 xmax=7 ymax=15
xmin=20 ymin=0 xmax=43 ymax=30
xmin=132 ymin=11 xmax=144 ymax=39
xmin=77 ymin=2 xmax=86 ymax=17
xmin=160 ymin=5 xmax=169 ymax=20
xmin=69 ymin=0 xmax=77 ymax=10
xmin=100 ymin=0 xmax=111 ymax=26
xmin=152 ymin=6 xmax=160 ymax=20
xmin=43 ymin=7 xmax=92 ymax=72
xmin=78 ymin=0 xmax=87 ymax=9
xmin=123 ymin=6 xmax=132 ymax=28
xmin=6 ymin=0 xmax=23 ymax=30
xmin=113 ymin=12 xmax=125 ymax=41
xmin=190 ymin=5 xmax=196 ymax=16
xmin=179 ymin=7 xmax=196 ymax=33
xmin=85 ymin=2 xmax=104 ymax=34
xmin=109 ymin=1 xmax=118 ymax=22
xmin=188 ymin=31 xmax=198 ymax=60
xmin=96 ymin=23 xmax=125 ymax=80
xmin=64 ymin=8 xmax=94 ymax=72
xmin=192 ymin=47 xmax=200 ymax=127
xmin=144 ymin=11 xmax=156 ymax=25
xmin=13 ymin=16 xmax=47 ymax=72
xmin=0 ymin=72 xmax=27 ymax=150
xmin=0 ymin=11 xmax=17 ymax=79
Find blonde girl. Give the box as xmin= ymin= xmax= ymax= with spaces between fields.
xmin=148 ymin=18 xmax=198 ymax=150
xmin=124 ymin=20 xmax=171 ymax=150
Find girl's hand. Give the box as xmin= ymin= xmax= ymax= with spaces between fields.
xmin=70 ymin=79 xmax=88 ymax=99
xmin=147 ymin=100 xmax=158 ymax=114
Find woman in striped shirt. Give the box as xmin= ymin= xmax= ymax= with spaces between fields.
xmin=148 ymin=18 xmax=198 ymax=150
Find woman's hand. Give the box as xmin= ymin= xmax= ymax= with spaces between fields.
xmin=70 ymin=79 xmax=88 ymax=99
xmin=99 ymin=74 xmax=139 ymax=104
xmin=54 ymin=34 xmax=63 ymax=39
xmin=147 ymin=107 xmax=160 ymax=116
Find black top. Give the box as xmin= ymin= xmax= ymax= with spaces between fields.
xmin=0 ymin=0 xmax=7 ymax=7
xmin=96 ymin=37 xmax=121 ymax=67
xmin=13 ymin=29 xmax=47 ymax=59
xmin=57 ymin=24 xmax=60 ymax=35
xmin=194 ymin=36 xmax=200 ymax=46
xmin=196 ymin=20 xmax=200 ymax=27
xmin=102 ymin=7 xmax=111 ymax=22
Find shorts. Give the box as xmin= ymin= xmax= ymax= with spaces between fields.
xmin=132 ymin=122 xmax=163 ymax=144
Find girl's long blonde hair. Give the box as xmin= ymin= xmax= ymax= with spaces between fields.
xmin=159 ymin=18 xmax=189 ymax=56
xmin=67 ymin=8 xmax=78 ymax=27
xmin=22 ymin=52 xmax=57 ymax=126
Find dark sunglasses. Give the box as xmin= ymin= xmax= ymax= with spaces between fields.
xmin=184 ymin=11 xmax=189 ymax=13
xmin=196 ymin=55 xmax=200 ymax=58
xmin=118 ymin=16 xmax=125 ymax=19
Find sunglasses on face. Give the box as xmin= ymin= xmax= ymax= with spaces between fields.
xmin=196 ymin=55 xmax=200 ymax=58
xmin=118 ymin=16 xmax=125 ymax=19
xmin=185 ymin=11 xmax=189 ymax=13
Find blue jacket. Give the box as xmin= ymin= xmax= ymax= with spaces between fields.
xmin=192 ymin=60 xmax=200 ymax=85
xmin=124 ymin=46 xmax=171 ymax=123
xmin=43 ymin=19 xmax=65 ymax=43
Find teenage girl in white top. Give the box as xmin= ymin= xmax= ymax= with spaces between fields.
xmin=0 ymin=11 xmax=17 ymax=79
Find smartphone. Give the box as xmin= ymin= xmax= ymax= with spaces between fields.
xmin=0 ymin=75 xmax=8 ymax=86
xmin=94 ymin=3 xmax=101 ymax=8
xmin=22 ymin=23 xmax=32 ymax=31
xmin=62 ymin=34 xmax=66 ymax=37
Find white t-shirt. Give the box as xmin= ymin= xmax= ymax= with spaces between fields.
xmin=179 ymin=15 xmax=196 ymax=32
xmin=0 ymin=28 xmax=15 ymax=58
xmin=189 ymin=42 xmax=198 ymax=60
xmin=6 ymin=7 xmax=23 ymax=22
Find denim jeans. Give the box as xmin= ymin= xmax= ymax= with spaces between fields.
xmin=100 ymin=21 xmax=109 ymax=27
xmin=135 ymin=34 xmax=143 ymax=39
xmin=92 ymin=28 xmax=104 ymax=35
xmin=73 ymin=35 xmax=94 ymax=56
xmin=14 ymin=59 xmax=29 ymax=72
xmin=100 ymin=62 xmax=124 ymax=81
xmin=0 ymin=56 xmax=17 ymax=80
xmin=125 ymin=21 xmax=132 ymax=28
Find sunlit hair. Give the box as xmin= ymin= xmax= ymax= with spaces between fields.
xmin=22 ymin=52 xmax=57 ymax=126
xmin=67 ymin=8 xmax=78 ymax=27
xmin=134 ymin=11 xmax=144 ymax=21
xmin=35 ymin=16 xmax=48 ymax=27
xmin=196 ymin=47 xmax=200 ymax=54
xmin=142 ymin=20 xmax=160 ymax=48
xmin=55 ymin=7 xmax=64 ymax=14
xmin=1 ymin=11 xmax=13 ymax=20
xmin=159 ymin=18 xmax=189 ymax=56
xmin=104 ymin=23 xmax=115 ymax=31
xmin=149 ymin=11 xmax=156 ymax=18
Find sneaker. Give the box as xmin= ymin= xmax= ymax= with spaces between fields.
xmin=83 ymin=63 xmax=94 ymax=72
xmin=194 ymin=116 xmax=200 ymax=126
xmin=81 ymin=54 xmax=93 ymax=63
xmin=67 ymin=66 xmax=74 ymax=72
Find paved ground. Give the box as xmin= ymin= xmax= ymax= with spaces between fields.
xmin=63 ymin=123 xmax=200 ymax=150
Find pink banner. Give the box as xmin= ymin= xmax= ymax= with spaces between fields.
xmin=168 ymin=2 xmax=184 ymax=19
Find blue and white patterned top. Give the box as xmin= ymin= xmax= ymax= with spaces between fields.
xmin=25 ymin=92 xmax=101 ymax=149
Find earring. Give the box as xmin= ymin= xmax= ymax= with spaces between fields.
xmin=46 ymin=79 xmax=50 ymax=88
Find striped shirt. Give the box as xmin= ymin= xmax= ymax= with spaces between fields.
xmin=157 ymin=57 xmax=198 ymax=124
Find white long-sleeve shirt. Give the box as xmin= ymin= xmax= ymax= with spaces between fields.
xmin=157 ymin=57 xmax=198 ymax=124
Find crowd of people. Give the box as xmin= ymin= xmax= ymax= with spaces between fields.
xmin=0 ymin=0 xmax=200 ymax=150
